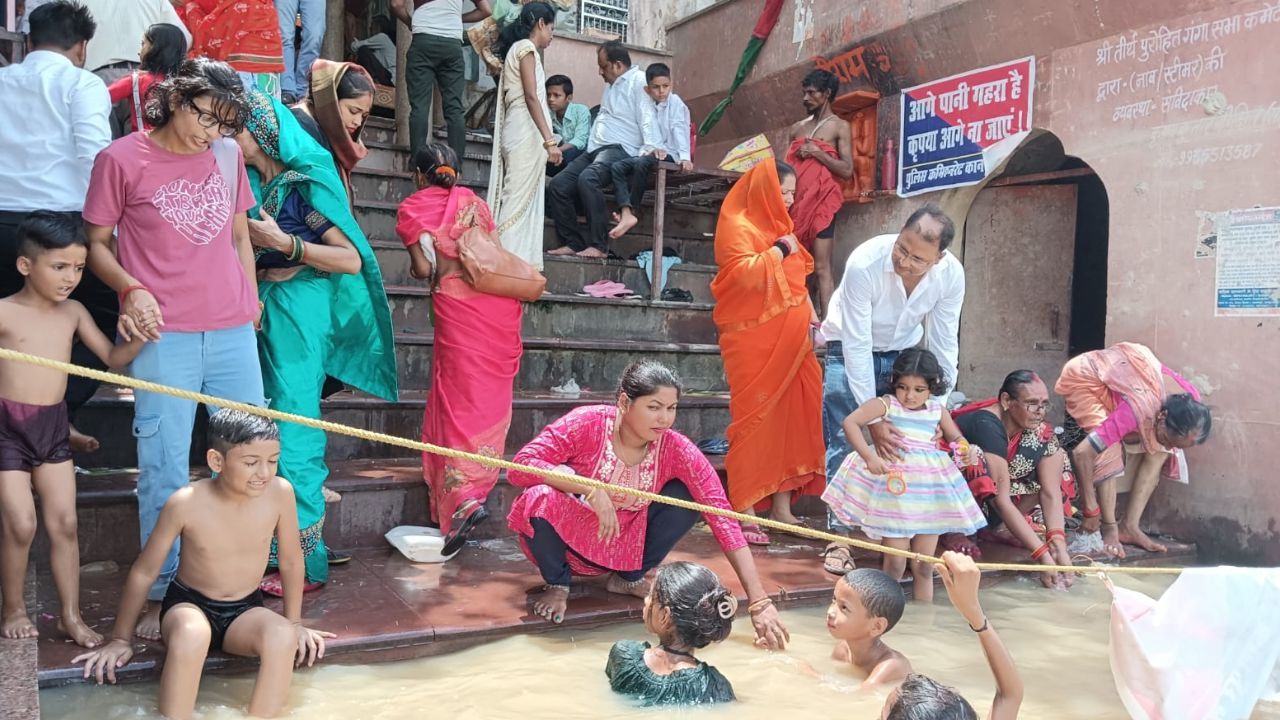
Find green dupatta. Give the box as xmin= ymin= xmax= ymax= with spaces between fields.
xmin=243 ymin=92 xmax=398 ymax=402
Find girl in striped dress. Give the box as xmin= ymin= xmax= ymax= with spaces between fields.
xmin=823 ymin=349 xmax=986 ymax=601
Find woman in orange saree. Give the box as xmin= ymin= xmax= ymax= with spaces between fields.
xmin=710 ymin=160 xmax=825 ymax=543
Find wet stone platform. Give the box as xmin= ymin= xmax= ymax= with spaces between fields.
xmin=32 ymin=527 xmax=1195 ymax=689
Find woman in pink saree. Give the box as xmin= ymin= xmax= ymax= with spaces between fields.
xmin=397 ymin=142 xmax=523 ymax=555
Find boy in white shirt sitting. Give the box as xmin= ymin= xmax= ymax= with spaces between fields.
xmin=608 ymin=63 xmax=693 ymax=240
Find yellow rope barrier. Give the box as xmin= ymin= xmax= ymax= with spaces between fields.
xmin=0 ymin=347 xmax=1187 ymax=577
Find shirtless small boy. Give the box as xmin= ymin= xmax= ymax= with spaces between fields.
xmin=0 ymin=211 xmax=144 ymax=647
xmin=827 ymin=567 xmax=911 ymax=687
xmin=74 ymin=410 xmax=334 ymax=720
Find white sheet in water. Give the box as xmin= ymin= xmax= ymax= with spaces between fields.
xmin=1108 ymin=566 xmax=1280 ymax=720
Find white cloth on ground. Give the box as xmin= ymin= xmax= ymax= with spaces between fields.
xmin=1108 ymin=566 xmax=1280 ymax=720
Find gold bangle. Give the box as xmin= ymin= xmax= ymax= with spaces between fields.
xmin=543 ymin=138 xmax=557 ymax=148
xmin=747 ymin=597 xmax=774 ymax=615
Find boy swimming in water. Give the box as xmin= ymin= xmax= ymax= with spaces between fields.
xmin=74 ymin=409 xmax=334 ymax=720
xmin=827 ymin=567 xmax=912 ymax=687
xmin=0 ymin=211 xmax=145 ymax=647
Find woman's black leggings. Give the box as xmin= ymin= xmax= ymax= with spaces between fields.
xmin=525 ymin=480 xmax=699 ymax=587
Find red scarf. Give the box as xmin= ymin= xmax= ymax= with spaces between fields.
xmin=784 ymin=137 xmax=845 ymax=248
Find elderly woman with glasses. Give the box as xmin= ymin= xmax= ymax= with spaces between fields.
xmin=942 ymin=370 xmax=1079 ymax=589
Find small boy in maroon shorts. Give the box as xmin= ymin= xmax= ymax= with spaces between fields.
xmin=0 ymin=211 xmax=144 ymax=646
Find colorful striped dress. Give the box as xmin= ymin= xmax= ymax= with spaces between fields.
xmin=823 ymin=396 xmax=986 ymax=539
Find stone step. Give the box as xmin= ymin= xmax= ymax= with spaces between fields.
xmin=355 ymin=199 xmax=719 ymax=266
xmin=387 ymin=288 xmax=717 ymax=344
xmin=392 ymin=333 xmax=727 ymax=393
xmin=371 ymin=240 xmax=718 ymax=300
xmin=70 ymin=389 xmax=731 ymax=470
xmin=363 ymin=139 xmax=492 ymax=179
xmin=359 ymin=118 xmax=495 ymax=158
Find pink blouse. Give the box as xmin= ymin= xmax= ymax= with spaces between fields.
xmin=1094 ymin=366 xmax=1200 ymax=447
xmin=507 ymin=405 xmax=746 ymax=572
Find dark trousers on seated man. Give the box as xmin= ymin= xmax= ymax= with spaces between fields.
xmin=546 ymin=144 xmax=630 ymax=253
xmin=0 ymin=210 xmax=119 ymax=420
xmin=610 ymin=154 xmax=659 ymax=220
xmin=546 ymin=146 xmax=583 ymax=178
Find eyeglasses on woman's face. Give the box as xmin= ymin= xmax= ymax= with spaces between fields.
xmin=185 ymin=101 xmax=243 ymax=138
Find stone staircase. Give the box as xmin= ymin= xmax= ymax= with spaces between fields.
xmin=61 ymin=116 xmax=740 ymax=567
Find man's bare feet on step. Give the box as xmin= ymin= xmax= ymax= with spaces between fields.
xmin=59 ymin=614 xmax=103 ymax=648
xmin=605 ymin=573 xmax=650 ymax=599
xmin=69 ymin=424 xmax=100 ymax=454
xmin=2 ymin=607 xmax=38 ymax=639
xmin=530 ymin=585 xmax=569 ymax=624
xmin=608 ymin=210 xmax=639 ymax=240
xmin=576 ymin=247 xmax=607 ymax=259
xmin=1119 ymin=524 xmax=1168 ymax=553
xmin=546 ymin=247 xmax=576 ymax=256
xmin=135 ymin=602 xmax=163 ymax=641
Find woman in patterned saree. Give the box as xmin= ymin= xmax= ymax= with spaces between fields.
xmin=236 ymin=91 xmax=398 ymax=593
xmin=505 ymin=361 xmax=790 ymax=651
xmin=397 ymin=142 xmax=523 ymax=556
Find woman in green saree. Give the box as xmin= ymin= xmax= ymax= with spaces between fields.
xmin=234 ymin=91 xmax=398 ymax=591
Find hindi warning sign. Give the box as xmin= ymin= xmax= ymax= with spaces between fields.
xmin=897 ymin=57 xmax=1035 ymax=197
xmin=1215 ymin=207 xmax=1280 ymax=317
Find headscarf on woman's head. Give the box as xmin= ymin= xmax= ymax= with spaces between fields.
xmin=308 ymin=59 xmax=372 ymax=174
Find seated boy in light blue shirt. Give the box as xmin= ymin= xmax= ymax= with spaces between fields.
xmin=547 ymin=74 xmax=591 ymax=177
xmin=609 ymin=63 xmax=692 ymax=240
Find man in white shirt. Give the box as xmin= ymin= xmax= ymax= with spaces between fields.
xmin=351 ymin=15 xmax=397 ymax=85
xmin=820 ymin=204 xmax=965 ymax=482
xmin=0 ymin=0 xmax=113 ymax=450
xmin=390 ymin=0 xmax=493 ymax=160
xmin=547 ymin=41 xmax=662 ymax=259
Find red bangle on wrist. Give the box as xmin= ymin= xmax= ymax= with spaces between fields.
xmin=121 ymin=284 xmax=148 ymax=301
xmin=1082 ymin=505 xmax=1102 ymax=519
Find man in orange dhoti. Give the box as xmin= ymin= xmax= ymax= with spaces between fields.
xmin=711 ymin=160 xmax=825 ymax=544
xmin=787 ymin=68 xmax=852 ymax=318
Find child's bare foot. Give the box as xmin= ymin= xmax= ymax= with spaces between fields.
xmin=69 ymin=425 xmax=100 ymax=454
xmin=1099 ymin=521 xmax=1126 ymax=559
xmin=1118 ymin=524 xmax=1168 ymax=553
xmin=608 ymin=211 xmax=639 ymax=240
xmin=135 ymin=602 xmax=163 ymax=641
xmin=1 ymin=608 xmax=38 ymax=639
xmin=529 ymin=585 xmax=569 ymax=624
xmin=605 ymin=573 xmax=650 ymax=599
xmin=59 ymin=615 xmax=103 ymax=648
xmin=576 ymin=247 xmax=607 ymax=259
xmin=546 ymin=246 xmax=576 ymax=256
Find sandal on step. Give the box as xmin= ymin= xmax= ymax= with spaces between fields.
xmin=258 ymin=572 xmax=323 ymax=598
xmin=820 ymin=542 xmax=856 ymax=575
xmin=939 ymin=533 xmax=984 ymax=560
xmin=327 ymin=548 xmax=352 ymax=565
xmin=740 ymin=523 xmax=770 ymax=546
xmin=442 ymin=500 xmax=489 ymax=556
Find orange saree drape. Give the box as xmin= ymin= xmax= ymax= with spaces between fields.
xmin=710 ymin=161 xmax=825 ymax=511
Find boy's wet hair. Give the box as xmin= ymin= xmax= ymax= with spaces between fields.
xmin=546 ymin=74 xmax=574 ymax=96
xmin=653 ymin=562 xmax=735 ymax=649
xmin=885 ymin=673 xmax=978 ymax=720
xmin=208 ymin=409 xmax=280 ymax=455
xmin=16 ymin=210 xmax=86 ymax=259
xmin=891 ymin=348 xmax=950 ymax=397
xmin=841 ymin=568 xmax=906 ymax=632
xmin=645 ymin=63 xmax=672 ymax=84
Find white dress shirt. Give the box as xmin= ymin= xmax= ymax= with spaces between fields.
xmin=821 ymin=233 xmax=966 ymax=403
xmin=0 ymin=50 xmax=111 ymax=213
xmin=81 ymin=0 xmax=190 ymax=72
xmin=588 ymin=65 xmax=661 ymax=156
xmin=655 ymin=93 xmax=692 ymax=163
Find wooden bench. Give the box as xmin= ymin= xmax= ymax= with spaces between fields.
xmin=643 ymin=161 xmax=740 ymax=300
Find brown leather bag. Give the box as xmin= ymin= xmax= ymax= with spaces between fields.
xmin=457 ymin=224 xmax=546 ymax=302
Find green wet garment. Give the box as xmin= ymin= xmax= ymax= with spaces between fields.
xmin=605 ymin=640 xmax=736 ymax=707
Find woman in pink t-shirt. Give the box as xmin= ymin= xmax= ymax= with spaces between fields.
xmin=84 ymin=58 xmax=266 ymax=641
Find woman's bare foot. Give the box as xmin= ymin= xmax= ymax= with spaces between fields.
xmin=1118 ymin=524 xmax=1168 ymax=553
xmin=606 ymin=573 xmax=651 ymax=599
xmin=135 ymin=602 xmax=163 ymax=641
xmin=1 ymin=608 xmax=38 ymax=639
xmin=767 ymin=510 xmax=801 ymax=527
xmin=575 ymin=247 xmax=607 ymax=259
xmin=1100 ymin=521 xmax=1126 ymax=559
xmin=546 ymin=246 xmax=576 ymax=256
xmin=69 ymin=424 xmax=100 ymax=454
xmin=530 ymin=585 xmax=569 ymax=624
xmin=59 ymin=614 xmax=103 ymax=648
xmin=608 ymin=211 xmax=639 ymax=240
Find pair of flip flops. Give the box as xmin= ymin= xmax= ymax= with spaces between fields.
xmin=576 ymin=280 xmax=641 ymax=299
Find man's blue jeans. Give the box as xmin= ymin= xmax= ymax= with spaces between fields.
xmin=130 ymin=324 xmax=265 ymax=600
xmin=276 ymin=0 xmax=326 ymax=97
xmin=822 ymin=342 xmax=897 ymax=529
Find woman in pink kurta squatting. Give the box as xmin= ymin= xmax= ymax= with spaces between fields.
xmin=506 ymin=361 xmax=790 ymax=649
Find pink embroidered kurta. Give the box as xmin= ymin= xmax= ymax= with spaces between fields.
xmin=506 ymin=405 xmax=747 ymax=574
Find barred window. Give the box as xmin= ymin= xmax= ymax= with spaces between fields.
xmin=579 ymin=0 xmax=629 ymax=42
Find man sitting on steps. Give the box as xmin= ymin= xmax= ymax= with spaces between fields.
xmin=546 ymin=41 xmax=662 ymax=259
